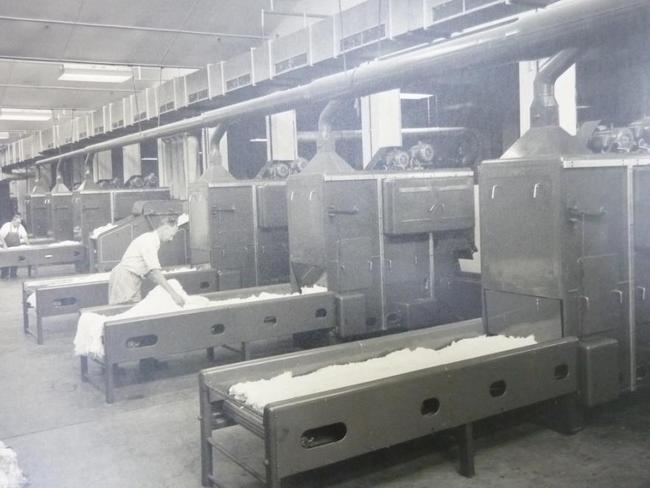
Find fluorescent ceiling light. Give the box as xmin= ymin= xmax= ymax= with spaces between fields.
xmin=0 ymin=132 xmax=9 ymax=140
xmin=400 ymin=92 xmax=432 ymax=100
xmin=59 ymin=63 xmax=133 ymax=83
xmin=0 ymin=109 xmax=52 ymax=121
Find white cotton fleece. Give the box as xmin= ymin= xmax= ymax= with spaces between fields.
xmin=229 ymin=334 xmax=537 ymax=412
xmin=73 ymin=281 xmax=326 ymax=357
xmin=0 ymin=442 xmax=27 ymax=488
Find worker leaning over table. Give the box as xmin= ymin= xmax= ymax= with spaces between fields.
xmin=0 ymin=213 xmax=30 ymax=279
xmin=108 ymin=214 xmax=188 ymax=306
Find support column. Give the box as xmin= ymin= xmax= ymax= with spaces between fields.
xmin=519 ymin=59 xmax=577 ymax=135
xmin=266 ymin=110 xmax=298 ymax=161
xmin=361 ymin=89 xmax=402 ymax=167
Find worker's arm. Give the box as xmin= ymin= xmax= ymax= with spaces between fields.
xmin=20 ymin=226 xmax=29 ymax=245
xmin=147 ymin=269 xmax=185 ymax=307
xmin=0 ymin=226 xmax=7 ymax=248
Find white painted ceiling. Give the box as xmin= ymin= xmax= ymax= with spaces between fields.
xmin=0 ymin=0 xmax=304 ymax=144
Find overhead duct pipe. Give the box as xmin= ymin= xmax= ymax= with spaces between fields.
xmin=503 ymin=47 xmax=585 ymax=158
xmin=51 ymin=159 xmax=71 ymax=193
xmin=199 ymin=124 xmax=234 ymax=183
xmin=76 ymin=153 xmax=99 ymax=190
xmin=530 ymin=47 xmax=582 ymax=128
xmin=301 ymin=99 xmax=355 ymax=175
xmin=27 ymin=0 xmax=649 ymax=169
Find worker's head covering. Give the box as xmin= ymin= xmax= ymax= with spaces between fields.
xmin=176 ymin=213 xmax=190 ymax=227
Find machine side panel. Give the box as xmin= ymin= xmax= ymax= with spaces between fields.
xmin=28 ymin=195 xmax=51 ymax=237
xmin=210 ymin=186 xmax=255 ymax=289
xmin=265 ymin=338 xmax=577 ymax=479
xmin=325 ymin=179 xmax=382 ymax=334
xmin=480 ymin=160 xmax=563 ymax=297
xmin=287 ymin=174 xmax=327 ymax=286
xmin=188 ymin=180 xmax=211 ymax=265
xmin=50 ymin=194 xmax=74 ymax=241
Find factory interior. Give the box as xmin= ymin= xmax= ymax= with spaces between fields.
xmin=1 ymin=0 xmax=650 ymax=487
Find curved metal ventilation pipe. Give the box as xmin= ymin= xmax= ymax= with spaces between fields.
xmin=51 ymin=159 xmax=71 ymax=193
xmin=77 ymin=153 xmax=98 ymax=191
xmin=28 ymin=0 xmax=649 ymax=169
xmin=531 ymin=47 xmax=582 ymax=128
xmin=207 ymin=124 xmax=228 ymax=168
xmin=317 ymin=99 xmax=348 ymax=152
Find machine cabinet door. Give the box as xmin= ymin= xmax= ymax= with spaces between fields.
xmin=635 ymin=254 xmax=650 ymax=324
xmin=480 ymin=163 xmax=562 ymax=297
xmin=334 ymin=237 xmax=374 ymax=292
xmin=634 ymin=167 xmax=650 ymax=251
xmin=578 ymin=254 xmax=623 ymax=336
xmin=383 ymin=177 xmax=474 ymax=235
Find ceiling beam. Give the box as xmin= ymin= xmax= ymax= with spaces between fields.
xmin=0 ymin=54 xmax=200 ymax=70
xmin=0 ymin=83 xmax=138 ymax=93
xmin=0 ymin=15 xmax=268 ymax=40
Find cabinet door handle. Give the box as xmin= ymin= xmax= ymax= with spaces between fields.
xmin=490 ymin=185 xmax=499 ymax=199
xmin=533 ymin=183 xmax=541 ymax=199
xmin=612 ymin=289 xmax=624 ymax=305
xmin=637 ymin=286 xmax=647 ymax=301
xmin=579 ymin=295 xmax=590 ymax=310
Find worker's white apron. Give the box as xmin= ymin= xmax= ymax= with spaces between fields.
xmin=108 ymin=264 xmax=143 ymax=304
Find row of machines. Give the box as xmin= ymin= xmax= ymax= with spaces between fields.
xmin=197 ymin=61 xmax=650 ymax=488
xmin=22 ymin=161 xmax=298 ymax=346
xmin=79 ymin=127 xmax=480 ymax=402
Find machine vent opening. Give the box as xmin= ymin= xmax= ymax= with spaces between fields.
xmin=386 ymin=313 xmax=400 ymax=325
xmin=263 ymin=316 xmax=278 ymax=325
xmin=315 ymin=308 xmax=327 ymax=318
xmin=126 ymin=335 xmax=158 ymax=348
xmin=489 ymin=380 xmax=507 ymax=397
xmin=421 ymin=397 xmax=440 ymax=416
xmin=554 ymin=364 xmax=569 ymax=380
xmin=211 ymin=324 xmax=225 ymax=335
xmin=200 ymin=281 xmax=211 ymax=289
xmin=55 ymin=297 xmax=77 ymax=306
xmin=301 ymin=422 xmax=347 ymax=449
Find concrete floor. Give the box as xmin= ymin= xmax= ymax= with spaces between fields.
xmin=1 ymin=265 xmax=650 ymax=488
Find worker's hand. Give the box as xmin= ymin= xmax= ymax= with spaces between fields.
xmin=170 ymin=290 xmax=186 ymax=307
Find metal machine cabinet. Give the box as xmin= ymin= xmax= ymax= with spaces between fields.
xmin=131 ymin=91 xmax=148 ymax=124
xmin=189 ymin=180 xmax=290 ymax=290
xmin=72 ymin=190 xmax=111 ymax=245
xmin=288 ymin=170 xmax=475 ymax=337
xmin=73 ymin=188 xmax=171 ymax=247
xmin=50 ymin=191 xmax=74 ymax=241
xmin=174 ymin=77 xmax=187 ymax=111
xmin=224 ymin=51 xmax=253 ymax=93
xmin=337 ymin=0 xmax=390 ymax=54
xmin=77 ymin=114 xmax=92 ymax=140
xmin=109 ymin=100 xmax=127 ymax=130
xmin=157 ymin=79 xmax=177 ymax=115
xmin=310 ymin=16 xmax=337 ymax=64
xmin=111 ymin=189 xmax=170 ymax=221
xmin=41 ymin=127 xmax=56 ymax=151
xmin=57 ymin=120 xmax=76 ymax=146
xmin=207 ymin=63 xmax=225 ymax=99
xmin=272 ymin=28 xmax=310 ymax=77
xmin=27 ymin=194 xmax=51 ymax=237
xmin=92 ymin=107 xmax=106 ymax=136
xmin=185 ymin=68 xmax=210 ymax=105
xmin=480 ymin=155 xmax=640 ymax=390
xmin=91 ymin=199 xmax=186 ymax=272
xmin=426 ymin=0 xmax=558 ymax=34
xmin=252 ymin=41 xmax=272 ymax=85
